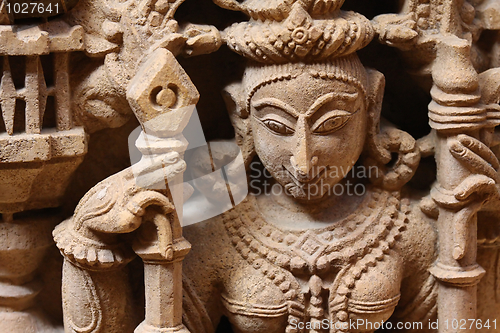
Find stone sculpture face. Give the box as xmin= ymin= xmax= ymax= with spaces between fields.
xmin=249 ymin=72 xmax=368 ymax=200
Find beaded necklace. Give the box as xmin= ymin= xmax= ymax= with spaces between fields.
xmin=222 ymin=187 xmax=409 ymax=333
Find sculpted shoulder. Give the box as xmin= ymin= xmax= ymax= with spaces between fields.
xmin=397 ymin=191 xmax=438 ymax=275
xmin=183 ymin=213 xmax=242 ymax=279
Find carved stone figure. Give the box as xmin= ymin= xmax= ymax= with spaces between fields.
xmin=180 ymin=2 xmax=437 ymax=332
xmin=0 ymin=0 xmax=500 ymax=333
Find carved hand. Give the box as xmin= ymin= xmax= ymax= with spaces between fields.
xmin=372 ymin=13 xmax=419 ymax=50
xmin=449 ymin=134 xmax=500 ymax=203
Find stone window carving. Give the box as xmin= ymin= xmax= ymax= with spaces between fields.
xmin=0 ymin=1 xmax=499 ymax=333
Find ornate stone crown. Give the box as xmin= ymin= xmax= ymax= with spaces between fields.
xmin=221 ymin=0 xmax=374 ymax=64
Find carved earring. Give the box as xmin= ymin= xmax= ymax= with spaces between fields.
xmin=362 ymin=69 xmax=421 ymax=191
xmin=364 ymin=123 xmax=421 ymax=191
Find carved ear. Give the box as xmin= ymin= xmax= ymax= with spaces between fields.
xmin=222 ymin=82 xmax=248 ymax=119
xmin=366 ymin=68 xmax=385 ymax=136
xmin=222 ymin=82 xmax=255 ymax=168
xmin=365 ymin=68 xmax=391 ymax=163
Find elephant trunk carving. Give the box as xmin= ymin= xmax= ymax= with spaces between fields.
xmin=54 ymin=47 xmax=199 ymax=333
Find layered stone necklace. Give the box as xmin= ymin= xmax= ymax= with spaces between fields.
xmin=222 ymin=187 xmax=409 ymax=333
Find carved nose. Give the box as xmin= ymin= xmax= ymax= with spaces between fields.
xmin=290 ymin=156 xmax=310 ymax=178
xmin=290 ymin=137 xmax=312 ymax=179
xmin=290 ymin=119 xmax=318 ymax=179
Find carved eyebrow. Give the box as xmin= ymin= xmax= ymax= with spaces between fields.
xmin=305 ymin=92 xmax=359 ymax=117
xmin=251 ymin=98 xmax=299 ymax=118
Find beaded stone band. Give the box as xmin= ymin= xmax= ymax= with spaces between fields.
xmin=241 ymin=54 xmax=369 ymax=114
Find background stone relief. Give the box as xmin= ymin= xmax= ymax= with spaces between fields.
xmin=0 ymin=0 xmax=499 ymax=332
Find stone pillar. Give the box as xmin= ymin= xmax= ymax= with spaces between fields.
xmin=134 ymin=211 xmax=191 ymax=333
xmin=429 ymin=37 xmax=489 ymax=332
xmin=0 ymin=21 xmax=86 ymax=333
xmin=0 ymin=214 xmax=59 ymax=333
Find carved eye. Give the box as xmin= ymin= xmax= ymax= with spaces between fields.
xmin=262 ymin=119 xmax=294 ymax=135
xmin=313 ymin=113 xmax=352 ymax=134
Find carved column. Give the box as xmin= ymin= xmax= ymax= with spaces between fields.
xmin=0 ymin=21 xmax=86 ymax=333
xmin=373 ymin=1 xmax=500 ymax=330
xmin=428 ymin=37 xmax=487 ymax=331
xmin=133 ymin=211 xmax=191 ymax=333
xmin=127 ymin=47 xmax=198 ymax=333
xmin=0 ymin=215 xmax=57 ymax=332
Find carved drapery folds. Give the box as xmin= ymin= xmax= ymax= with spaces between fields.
xmin=0 ymin=0 xmax=500 ymax=333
